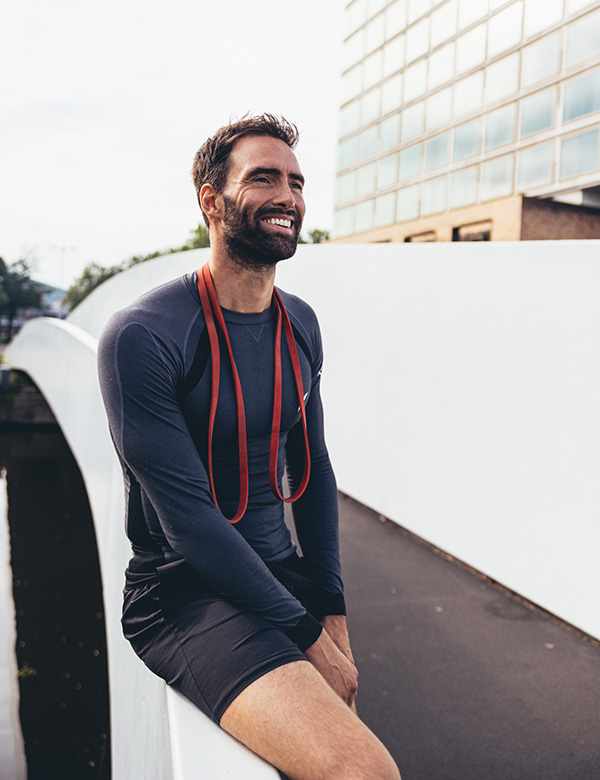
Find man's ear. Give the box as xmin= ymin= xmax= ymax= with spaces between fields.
xmin=200 ymin=184 xmax=224 ymax=223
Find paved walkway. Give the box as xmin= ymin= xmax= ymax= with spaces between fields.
xmin=337 ymin=494 xmax=600 ymax=780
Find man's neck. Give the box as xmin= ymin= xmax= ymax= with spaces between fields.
xmin=207 ymin=251 xmax=276 ymax=313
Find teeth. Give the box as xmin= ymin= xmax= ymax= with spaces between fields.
xmin=265 ymin=217 xmax=292 ymax=228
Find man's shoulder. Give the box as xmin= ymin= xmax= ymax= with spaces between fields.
xmin=276 ymin=287 xmax=319 ymax=329
xmin=102 ymin=273 xmax=198 ymax=338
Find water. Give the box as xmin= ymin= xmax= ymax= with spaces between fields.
xmin=0 ymin=420 xmax=110 ymax=780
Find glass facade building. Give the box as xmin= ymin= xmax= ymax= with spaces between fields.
xmin=333 ymin=0 xmax=600 ymax=241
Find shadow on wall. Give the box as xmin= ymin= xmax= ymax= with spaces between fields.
xmin=0 ymin=371 xmax=110 ymax=780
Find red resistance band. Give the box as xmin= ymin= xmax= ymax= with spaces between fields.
xmin=196 ymin=264 xmax=311 ymax=523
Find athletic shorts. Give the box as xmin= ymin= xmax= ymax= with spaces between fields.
xmin=121 ymin=553 xmax=316 ymax=724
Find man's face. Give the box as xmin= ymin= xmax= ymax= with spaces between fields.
xmin=219 ymin=135 xmax=306 ymax=269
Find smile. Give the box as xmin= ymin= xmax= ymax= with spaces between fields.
xmin=262 ymin=217 xmax=293 ymax=229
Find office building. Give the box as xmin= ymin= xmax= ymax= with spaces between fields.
xmin=332 ymin=0 xmax=600 ymax=242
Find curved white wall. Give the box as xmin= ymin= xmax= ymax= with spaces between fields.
xmin=6 ymin=239 xmax=600 ymax=775
xmin=5 ymin=315 xmax=278 ymax=779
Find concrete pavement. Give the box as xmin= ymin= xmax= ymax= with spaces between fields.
xmin=337 ymin=494 xmax=600 ymax=780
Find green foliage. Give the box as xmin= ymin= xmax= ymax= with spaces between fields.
xmin=0 ymin=257 xmax=50 ymax=336
xmin=298 ymin=228 xmax=330 ymax=245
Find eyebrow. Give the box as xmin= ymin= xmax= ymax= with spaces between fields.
xmin=246 ymin=167 xmax=305 ymax=186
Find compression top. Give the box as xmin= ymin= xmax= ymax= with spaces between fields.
xmin=97 ymin=271 xmax=345 ymax=650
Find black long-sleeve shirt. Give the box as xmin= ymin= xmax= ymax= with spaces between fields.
xmin=97 ymin=271 xmax=344 ymax=650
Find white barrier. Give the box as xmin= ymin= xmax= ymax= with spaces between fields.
xmin=5 ymin=315 xmax=278 ymax=779
xmin=7 ymin=239 xmax=600 ymax=774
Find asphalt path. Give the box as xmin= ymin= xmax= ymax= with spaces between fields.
xmin=335 ymin=494 xmax=600 ymax=780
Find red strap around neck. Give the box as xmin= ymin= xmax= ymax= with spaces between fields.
xmin=197 ymin=264 xmax=311 ymax=523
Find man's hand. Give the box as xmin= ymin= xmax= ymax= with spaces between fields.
xmin=304 ymin=621 xmax=358 ymax=709
xmin=321 ymin=614 xmax=355 ymax=665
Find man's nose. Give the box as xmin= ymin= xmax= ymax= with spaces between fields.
xmin=272 ymin=181 xmax=297 ymax=210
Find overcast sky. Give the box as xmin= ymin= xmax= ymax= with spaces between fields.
xmin=1 ymin=0 xmax=344 ymax=289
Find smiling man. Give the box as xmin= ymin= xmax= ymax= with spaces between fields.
xmin=98 ymin=115 xmax=401 ymax=780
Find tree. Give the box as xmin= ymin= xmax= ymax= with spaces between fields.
xmin=0 ymin=257 xmax=50 ymax=338
xmin=298 ymin=228 xmax=330 ymax=244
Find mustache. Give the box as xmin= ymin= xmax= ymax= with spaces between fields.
xmin=255 ymin=204 xmax=301 ymax=223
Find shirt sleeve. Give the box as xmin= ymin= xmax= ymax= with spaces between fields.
xmin=285 ymin=325 xmax=346 ymax=619
xmin=98 ymin=316 xmax=322 ymax=650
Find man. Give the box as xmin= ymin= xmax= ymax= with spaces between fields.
xmin=98 ymin=114 xmax=400 ymax=780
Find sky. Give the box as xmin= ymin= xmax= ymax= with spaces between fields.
xmin=1 ymin=0 xmax=345 ymax=290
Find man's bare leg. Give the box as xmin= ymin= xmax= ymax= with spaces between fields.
xmin=221 ymin=660 xmax=402 ymax=780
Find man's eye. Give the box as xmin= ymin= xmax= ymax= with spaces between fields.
xmin=255 ymin=176 xmax=270 ymax=183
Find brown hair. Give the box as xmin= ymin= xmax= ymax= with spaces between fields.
xmin=191 ymin=113 xmax=300 ymax=227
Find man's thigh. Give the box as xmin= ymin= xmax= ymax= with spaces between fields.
xmin=220 ymin=660 xmax=401 ymax=780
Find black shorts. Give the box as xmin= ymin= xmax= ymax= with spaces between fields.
xmin=121 ymin=553 xmax=315 ymax=723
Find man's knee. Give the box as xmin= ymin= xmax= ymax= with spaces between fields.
xmin=323 ymin=734 xmax=401 ymax=780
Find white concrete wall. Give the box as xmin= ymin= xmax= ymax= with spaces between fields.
xmin=6 ymin=239 xmax=600 ymax=773
xmin=277 ymin=241 xmax=600 ymax=641
xmin=5 ymin=316 xmax=278 ymax=780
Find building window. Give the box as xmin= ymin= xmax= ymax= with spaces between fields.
xmin=431 ymin=0 xmax=458 ymax=48
xmin=563 ymin=69 xmax=600 ymax=122
xmin=523 ymin=0 xmax=563 ymax=38
xmin=456 ymin=24 xmax=487 ymax=76
xmin=381 ymin=74 xmax=403 ymax=115
xmin=380 ymin=113 xmax=401 ymax=150
xmin=518 ymin=143 xmax=554 ymax=189
xmin=404 ymin=60 xmax=428 ymax=102
xmin=335 ymin=170 xmax=358 ymax=203
xmin=422 ymin=175 xmax=448 ymax=215
xmin=375 ymin=192 xmax=397 ymax=228
xmin=426 ymin=87 xmax=453 ymax=131
xmin=346 ymin=0 xmax=368 ymax=37
xmin=333 ymin=206 xmax=355 ymax=239
xmin=386 ymin=1 xmax=408 ymax=40
xmin=458 ymin=0 xmax=487 ymax=29
xmin=454 ymin=71 xmax=484 ymax=118
xmin=366 ymin=14 xmax=386 ymax=54
xmin=337 ymin=135 xmax=360 ymax=169
xmin=378 ymin=153 xmax=399 ymax=189
xmin=485 ymin=104 xmax=517 ymax=150
xmin=425 ymin=132 xmax=450 ymax=171
xmin=361 ymin=88 xmax=382 ymax=126
xmin=342 ymin=63 xmax=363 ymax=103
xmin=405 ymin=231 xmax=437 ymax=242
xmin=401 ymin=101 xmax=425 ymax=141
xmin=383 ymin=35 xmax=406 ymax=78
xmin=360 ymin=125 xmax=379 ymax=158
xmin=450 ymin=167 xmax=479 ymax=209
xmin=486 ymin=53 xmax=520 ymax=106
xmin=453 ymin=119 xmax=480 ymax=161
xmin=566 ymin=7 xmax=600 ymax=68
xmin=566 ymin=0 xmax=595 ymax=13
xmin=406 ymin=16 xmax=430 ymax=63
xmin=355 ymin=199 xmax=375 ymax=233
xmin=428 ymin=42 xmax=456 ymax=90
xmin=397 ymin=184 xmax=420 ymax=222
xmin=408 ymin=0 xmax=432 ymax=26
xmin=481 ymin=155 xmax=515 ymax=200
xmin=452 ymin=221 xmax=492 ymax=241
xmin=399 ymin=143 xmax=422 ymax=180
xmin=521 ymin=32 xmax=561 ymax=88
xmin=364 ymin=50 xmax=384 ymax=89
xmin=560 ymin=129 xmax=600 ymax=179
xmin=520 ymin=88 xmax=555 ymax=138
xmin=343 ymin=29 xmax=366 ymax=72
xmin=357 ymin=163 xmax=377 ymax=196
xmin=340 ymin=101 xmax=361 ymax=136
xmin=488 ymin=2 xmax=524 ymax=59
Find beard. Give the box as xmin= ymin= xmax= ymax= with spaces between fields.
xmin=221 ymin=195 xmax=302 ymax=271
